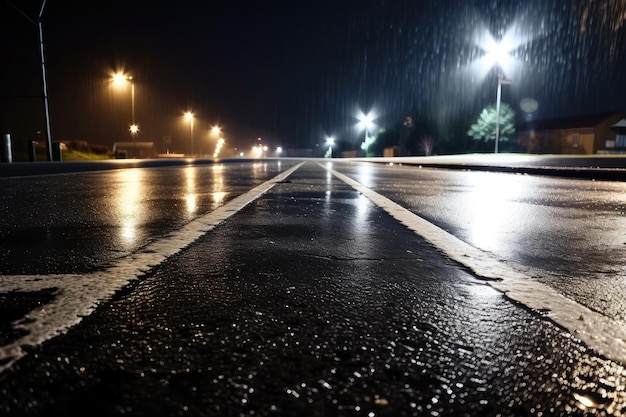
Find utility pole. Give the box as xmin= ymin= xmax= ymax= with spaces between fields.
xmin=5 ymin=0 xmax=53 ymax=161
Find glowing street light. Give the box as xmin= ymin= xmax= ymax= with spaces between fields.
xmin=112 ymin=72 xmax=138 ymax=157
xmin=484 ymin=37 xmax=514 ymax=153
xmin=210 ymin=125 xmax=221 ymax=137
xmin=356 ymin=111 xmax=376 ymax=144
xmin=479 ymin=32 xmax=517 ymax=153
xmin=129 ymin=123 xmax=139 ymax=157
xmin=325 ymin=136 xmax=335 ymax=158
xmin=184 ymin=111 xmax=194 ymax=156
xmin=213 ymin=137 xmax=225 ymax=158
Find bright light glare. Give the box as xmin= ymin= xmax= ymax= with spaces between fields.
xmin=475 ymin=25 xmax=525 ymax=78
xmin=356 ymin=110 xmax=376 ymax=131
xmin=211 ymin=125 xmax=221 ymax=136
xmin=111 ymin=72 xmax=129 ymax=86
xmin=129 ymin=124 xmax=139 ymax=134
xmin=252 ymin=145 xmax=263 ymax=157
xmin=326 ymin=136 xmax=335 ymax=146
xmin=185 ymin=194 xmax=197 ymax=213
xmin=483 ymin=38 xmax=512 ymax=69
xmin=184 ymin=111 xmax=193 ymax=121
xmin=464 ymin=172 xmax=527 ymax=252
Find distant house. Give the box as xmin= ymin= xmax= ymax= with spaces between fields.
xmin=517 ymin=111 xmax=626 ymax=154
xmin=113 ymin=142 xmax=157 ymax=159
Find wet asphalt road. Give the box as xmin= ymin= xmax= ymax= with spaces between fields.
xmin=1 ymin=160 xmax=626 ymax=416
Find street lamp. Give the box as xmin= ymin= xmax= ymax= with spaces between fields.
xmin=184 ymin=111 xmax=194 ymax=156
xmin=325 ymin=136 xmax=334 ymax=158
xmin=211 ymin=125 xmax=221 ymax=137
xmin=480 ymin=34 xmax=516 ymax=154
xmin=129 ymin=124 xmax=139 ymax=158
xmin=112 ymin=72 xmax=137 ymax=156
xmin=356 ymin=111 xmax=375 ymax=144
xmin=495 ymin=76 xmax=512 ymax=153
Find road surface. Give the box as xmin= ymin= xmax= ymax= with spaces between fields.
xmin=1 ymin=159 xmax=625 ymax=416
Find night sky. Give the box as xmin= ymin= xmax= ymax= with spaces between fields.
xmin=1 ymin=0 xmax=625 ymax=155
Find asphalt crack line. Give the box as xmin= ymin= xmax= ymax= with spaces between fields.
xmin=320 ymin=162 xmax=626 ymax=366
xmin=0 ymin=162 xmax=305 ymax=373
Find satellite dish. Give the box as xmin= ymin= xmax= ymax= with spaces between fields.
xmin=520 ymin=98 xmax=538 ymax=113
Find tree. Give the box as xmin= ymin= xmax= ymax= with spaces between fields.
xmin=360 ymin=129 xmax=385 ymax=157
xmin=468 ymin=104 xmax=516 ymax=151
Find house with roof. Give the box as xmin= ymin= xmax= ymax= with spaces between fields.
xmin=517 ymin=111 xmax=626 ymax=154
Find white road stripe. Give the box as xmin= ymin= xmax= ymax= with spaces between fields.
xmin=0 ymin=162 xmax=305 ymax=373
xmin=322 ymin=162 xmax=626 ymax=366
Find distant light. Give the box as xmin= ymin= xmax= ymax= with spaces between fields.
xmin=213 ymin=137 xmax=225 ymax=158
xmin=326 ymin=136 xmax=335 ymax=146
xmin=276 ymin=146 xmax=283 ymax=153
xmin=129 ymin=124 xmax=139 ymax=134
xmin=211 ymin=125 xmax=221 ymax=136
xmin=184 ymin=111 xmax=193 ymax=121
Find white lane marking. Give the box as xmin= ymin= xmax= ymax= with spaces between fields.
xmin=0 ymin=162 xmax=305 ymax=373
xmin=322 ymin=163 xmax=626 ymax=365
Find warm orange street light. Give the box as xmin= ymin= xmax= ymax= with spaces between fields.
xmin=129 ymin=124 xmax=139 ymax=158
xmin=112 ymin=72 xmax=137 ymax=156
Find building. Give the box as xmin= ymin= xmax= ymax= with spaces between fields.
xmin=517 ymin=111 xmax=626 ymax=154
xmin=113 ymin=142 xmax=157 ymax=159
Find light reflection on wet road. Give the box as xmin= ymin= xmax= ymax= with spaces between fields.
xmin=0 ymin=161 xmax=297 ymax=274
xmin=1 ymin=159 xmax=626 ymax=415
xmin=336 ymin=161 xmax=626 ymax=325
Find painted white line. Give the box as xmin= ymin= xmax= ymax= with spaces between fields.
xmin=0 ymin=162 xmax=305 ymax=373
xmin=322 ymin=163 xmax=626 ymax=365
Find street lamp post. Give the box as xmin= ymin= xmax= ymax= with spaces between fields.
xmin=112 ymin=72 xmax=138 ymax=157
xmin=184 ymin=112 xmax=194 ymax=156
xmin=326 ymin=136 xmax=334 ymax=158
xmin=357 ymin=112 xmax=375 ymax=139
xmin=8 ymin=1 xmax=54 ymax=161
xmin=129 ymin=124 xmax=139 ymax=158
xmin=356 ymin=111 xmax=376 ymax=153
xmin=494 ymin=76 xmax=512 ymax=154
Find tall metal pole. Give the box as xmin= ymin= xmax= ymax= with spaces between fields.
xmin=38 ymin=1 xmax=53 ymax=161
xmin=7 ymin=0 xmax=54 ymax=161
xmin=190 ymin=118 xmax=194 ymax=157
xmin=494 ymin=76 xmax=512 ymax=154
xmin=494 ymin=80 xmax=502 ymax=154
xmin=130 ymin=77 xmax=135 ymax=158
xmin=130 ymin=78 xmax=135 ymax=126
